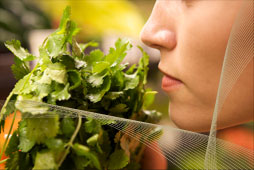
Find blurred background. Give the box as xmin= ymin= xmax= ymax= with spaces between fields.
xmin=0 ymin=0 xmax=252 ymax=170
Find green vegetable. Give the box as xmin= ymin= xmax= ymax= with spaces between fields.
xmin=0 ymin=6 xmax=162 ymax=170
xmin=108 ymin=149 xmax=130 ymax=170
xmin=33 ymin=151 xmax=57 ymax=170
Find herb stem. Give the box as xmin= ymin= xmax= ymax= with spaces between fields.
xmin=57 ymin=114 xmax=82 ymax=168
xmin=0 ymin=110 xmax=17 ymax=160
xmin=0 ymin=91 xmax=14 ymax=121
xmin=0 ymin=158 xmax=9 ymax=164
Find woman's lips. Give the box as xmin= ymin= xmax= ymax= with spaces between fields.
xmin=161 ymin=74 xmax=182 ymax=92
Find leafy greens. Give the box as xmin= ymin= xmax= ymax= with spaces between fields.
xmin=0 ymin=6 xmax=161 ymax=170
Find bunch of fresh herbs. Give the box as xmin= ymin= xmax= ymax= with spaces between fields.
xmin=0 ymin=7 xmax=161 ymax=170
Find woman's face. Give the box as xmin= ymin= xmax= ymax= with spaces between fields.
xmin=141 ymin=0 xmax=253 ymax=132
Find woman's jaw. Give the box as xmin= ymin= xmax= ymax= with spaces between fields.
xmin=140 ymin=0 xmax=253 ymax=132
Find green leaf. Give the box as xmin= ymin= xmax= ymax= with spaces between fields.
xmin=72 ymin=143 xmax=101 ymax=170
xmin=75 ymin=59 xmax=87 ymax=69
xmin=98 ymin=131 xmax=111 ymax=157
xmin=13 ymin=75 xmax=29 ymax=94
xmin=38 ymin=72 xmax=52 ymax=85
xmin=72 ymin=38 xmax=83 ymax=58
xmin=85 ymin=49 xmax=104 ymax=68
xmin=5 ymin=131 xmax=19 ymax=156
xmin=88 ymin=69 xmax=109 ymax=87
xmin=19 ymin=152 xmax=32 ymax=170
xmin=84 ymin=117 xmax=101 ymax=134
xmin=44 ymin=63 xmax=67 ymax=84
xmin=45 ymin=34 xmax=66 ymax=58
xmin=67 ymin=70 xmax=81 ymax=90
xmin=33 ymin=150 xmax=57 ymax=170
xmin=60 ymin=55 xmax=76 ymax=70
xmin=45 ymin=138 xmax=65 ymax=151
xmin=87 ymin=134 xmax=99 ymax=146
xmin=143 ymin=90 xmax=157 ymax=109
xmin=92 ymin=61 xmax=110 ymax=73
xmin=72 ymin=143 xmax=90 ymax=156
xmin=11 ymin=56 xmax=30 ymax=80
xmin=112 ymin=71 xmax=124 ymax=90
xmin=50 ymin=83 xmax=71 ymax=101
xmin=15 ymin=95 xmax=48 ymax=115
xmin=5 ymin=151 xmax=19 ymax=170
xmin=39 ymin=46 xmax=51 ymax=69
xmin=18 ymin=120 xmax=36 ymax=152
xmin=65 ymin=20 xmax=80 ymax=44
xmin=87 ymin=76 xmax=111 ymax=103
xmin=58 ymin=6 xmax=71 ymax=32
xmin=0 ymin=96 xmax=16 ymax=131
xmin=5 ymin=40 xmax=35 ymax=61
xmin=100 ymin=119 xmax=117 ymax=125
xmin=137 ymin=46 xmax=150 ymax=84
xmin=126 ymin=64 xmax=136 ymax=74
xmin=73 ymin=156 xmax=90 ymax=169
xmin=105 ymin=38 xmax=132 ymax=67
xmin=44 ymin=6 xmax=78 ymax=58
xmin=104 ymin=91 xmax=124 ymax=100
xmin=5 ymin=152 xmax=31 ymax=170
xmin=109 ymin=104 xmax=129 ymax=114
xmin=80 ymin=41 xmax=98 ymax=52
xmin=124 ymin=73 xmax=139 ymax=90
xmin=26 ymin=115 xmax=59 ymax=143
xmin=108 ymin=149 xmax=129 ymax=170
xmin=88 ymin=152 xmax=101 ymax=170
xmin=125 ymin=161 xmax=141 ymax=170
xmin=61 ymin=117 xmax=75 ymax=138
xmin=35 ymin=83 xmax=52 ymax=100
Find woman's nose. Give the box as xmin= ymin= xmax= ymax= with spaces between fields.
xmin=140 ymin=1 xmax=177 ymax=51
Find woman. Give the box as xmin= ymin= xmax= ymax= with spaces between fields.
xmin=140 ymin=0 xmax=253 ymax=169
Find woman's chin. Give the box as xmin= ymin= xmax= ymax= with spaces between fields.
xmin=169 ymin=103 xmax=213 ymax=133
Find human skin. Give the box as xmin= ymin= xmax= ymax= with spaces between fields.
xmin=140 ymin=0 xmax=253 ymax=132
